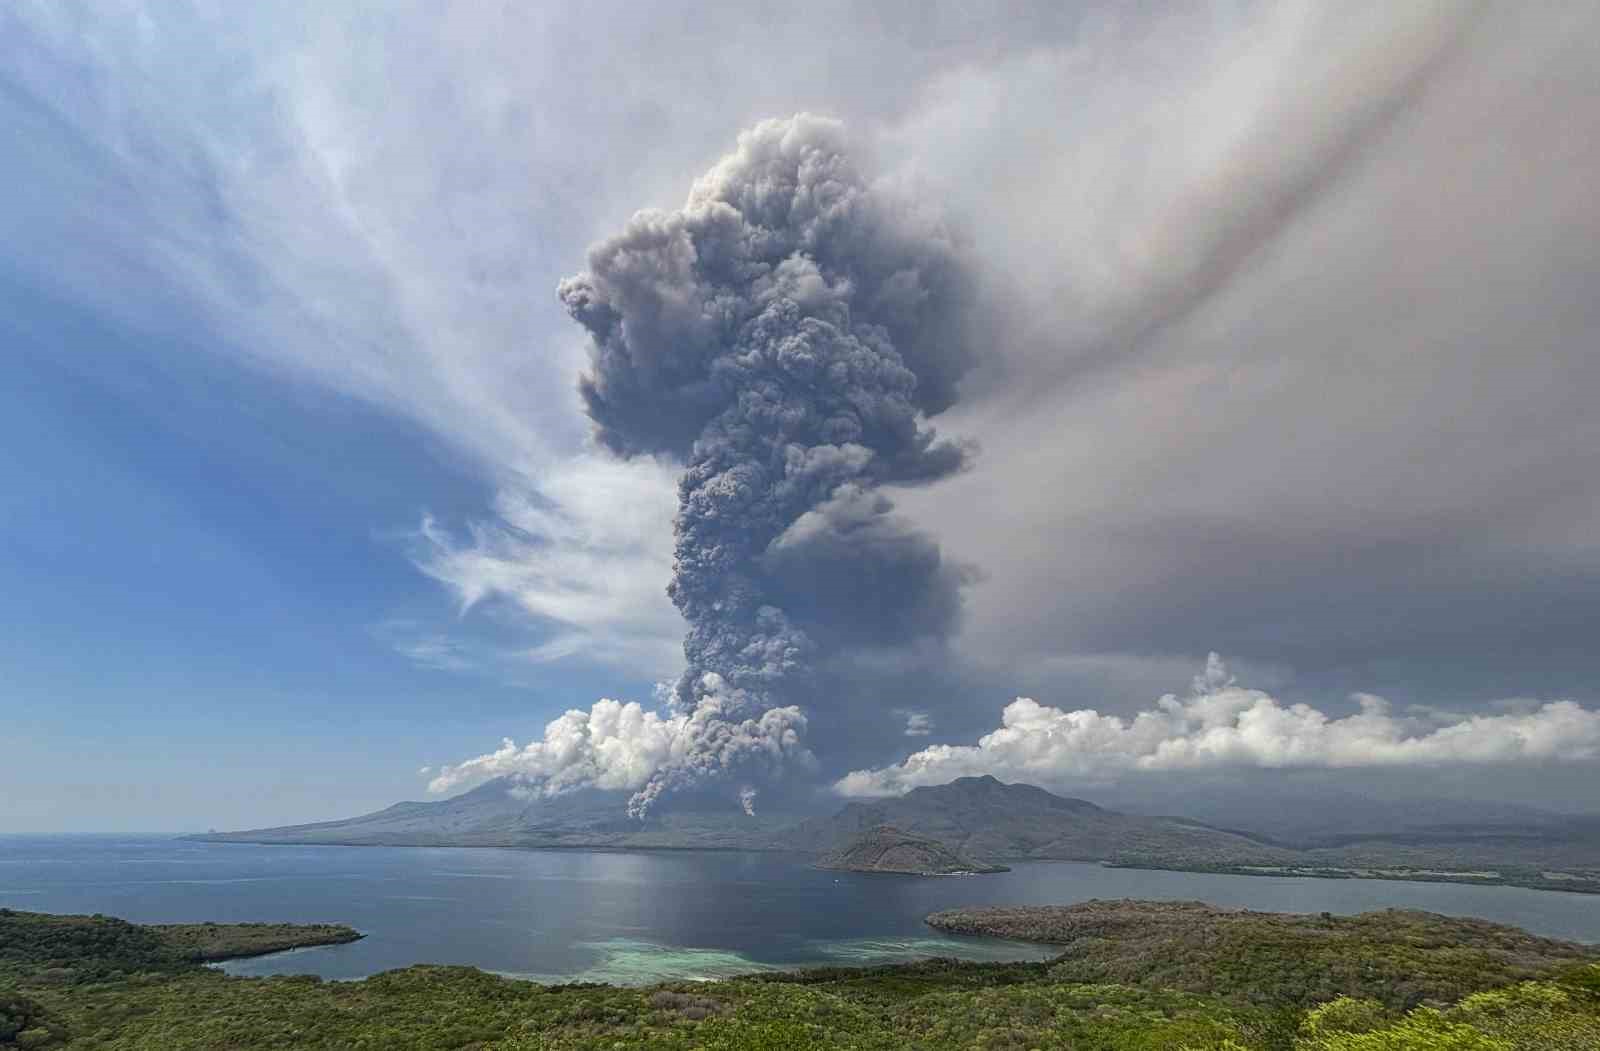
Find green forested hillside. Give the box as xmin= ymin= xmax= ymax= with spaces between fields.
xmin=2 ymin=904 xmax=1596 ymax=1050
xmin=925 ymin=901 xmax=1596 ymax=1009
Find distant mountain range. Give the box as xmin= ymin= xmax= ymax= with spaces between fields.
xmin=188 ymin=775 xmax=1600 ymax=892
xmin=190 ymin=775 xmax=1286 ymax=865
xmin=191 ymin=779 xmax=802 ymax=851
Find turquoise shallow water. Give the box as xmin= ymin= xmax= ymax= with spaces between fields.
xmin=3 ymin=836 xmax=1597 ymax=983
xmin=496 ymin=934 xmax=1055 ymax=985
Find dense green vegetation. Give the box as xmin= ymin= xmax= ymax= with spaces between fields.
xmin=145 ymin=922 xmax=361 ymax=962
xmin=926 ymin=901 xmax=1597 ymax=1009
xmin=1 ymin=904 xmax=1596 ymax=1049
xmin=0 ymin=909 xmax=360 ymax=979
xmin=0 ymin=909 xmax=191 ymax=980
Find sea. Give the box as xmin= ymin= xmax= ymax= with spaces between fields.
xmin=4 ymin=835 xmax=1598 ymax=985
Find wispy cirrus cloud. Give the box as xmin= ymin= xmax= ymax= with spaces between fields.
xmin=411 ymin=454 xmax=682 ymax=674
xmin=4 ymin=2 xmax=691 ymax=675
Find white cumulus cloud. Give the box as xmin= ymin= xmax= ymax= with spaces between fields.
xmin=428 ymin=698 xmax=686 ymax=797
xmin=428 ymin=677 xmax=815 ymax=816
xmin=835 ymin=654 xmax=1600 ymax=798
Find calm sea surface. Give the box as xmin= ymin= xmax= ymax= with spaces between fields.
xmin=3 ymin=836 xmax=1598 ymax=984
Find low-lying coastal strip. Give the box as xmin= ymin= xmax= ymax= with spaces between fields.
xmin=1103 ymin=859 xmax=1600 ymax=895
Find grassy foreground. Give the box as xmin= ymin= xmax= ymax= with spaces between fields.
xmin=2 ymin=903 xmax=1598 ymax=1050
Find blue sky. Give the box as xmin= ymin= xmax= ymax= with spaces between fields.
xmin=0 ymin=1 xmax=685 ymax=829
xmin=6 ymin=2 xmax=1600 ymax=832
xmin=1 ymin=267 xmax=658 ymax=830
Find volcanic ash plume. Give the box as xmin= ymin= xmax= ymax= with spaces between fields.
xmin=558 ymin=114 xmax=976 ymax=815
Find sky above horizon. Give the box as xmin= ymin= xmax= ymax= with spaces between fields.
xmin=5 ymin=1 xmax=1600 ymax=833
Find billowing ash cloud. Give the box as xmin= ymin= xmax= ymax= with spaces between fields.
xmin=473 ymin=114 xmax=975 ymax=814
xmin=836 ymin=654 xmax=1600 ymax=798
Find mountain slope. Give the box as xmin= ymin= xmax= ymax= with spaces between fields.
xmin=788 ymin=776 xmax=1291 ymax=866
xmin=1098 ymin=781 xmax=1578 ymax=843
xmin=190 ymin=779 xmax=787 ymax=849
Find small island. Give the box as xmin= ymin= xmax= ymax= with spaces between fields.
xmin=814 ymin=825 xmax=1009 ymax=875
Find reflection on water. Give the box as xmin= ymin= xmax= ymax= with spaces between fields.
xmin=3 ymin=835 xmax=1597 ymax=984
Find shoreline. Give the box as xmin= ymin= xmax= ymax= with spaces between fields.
xmin=180 ymin=835 xmax=1600 ymax=897
xmin=1105 ymin=859 xmax=1600 ymax=896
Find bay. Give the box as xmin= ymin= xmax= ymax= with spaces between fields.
xmin=3 ymin=835 xmax=1597 ymax=984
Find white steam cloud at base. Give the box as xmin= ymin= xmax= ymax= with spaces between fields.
xmin=427 ymin=681 xmax=813 ymax=814
xmin=834 ymin=654 xmax=1600 ymax=798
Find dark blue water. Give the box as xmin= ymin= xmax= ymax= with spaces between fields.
xmin=3 ymin=836 xmax=1597 ymax=983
